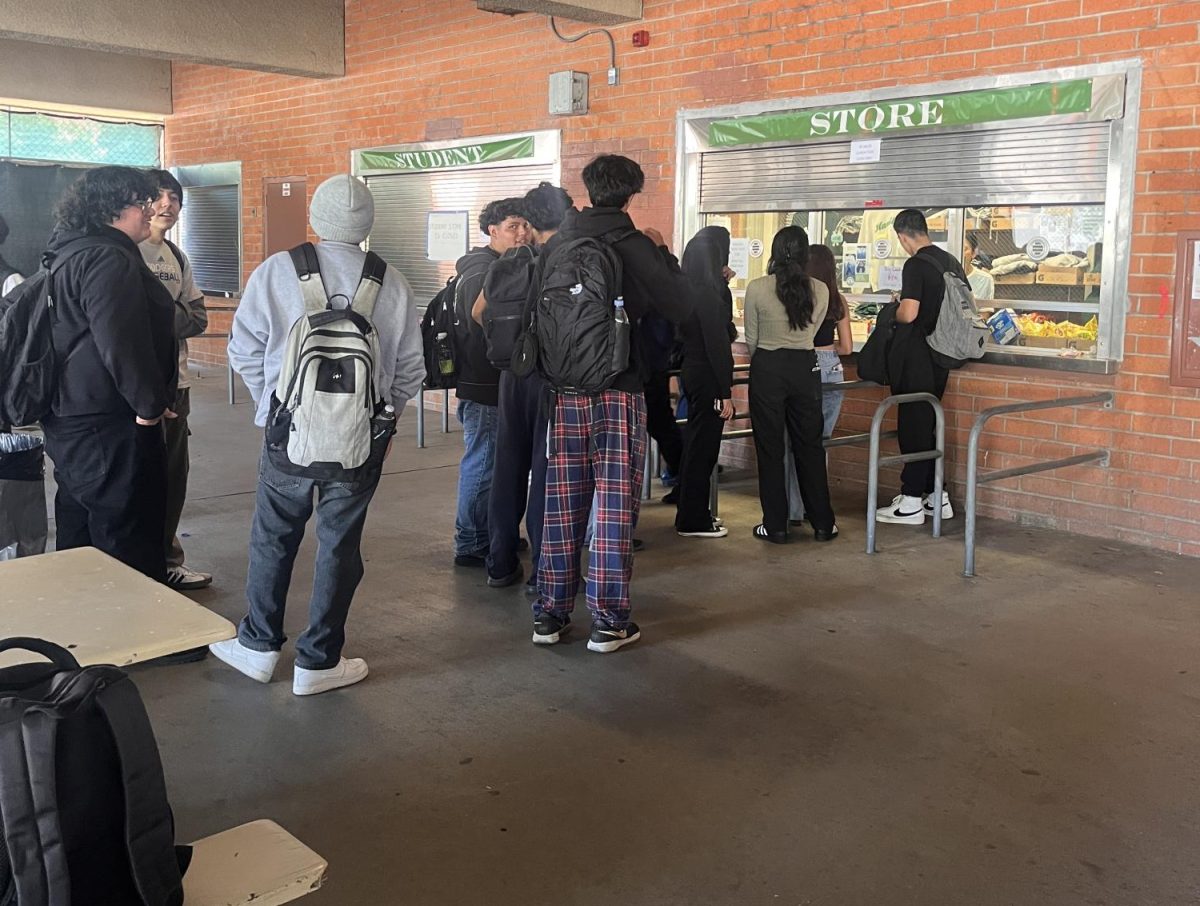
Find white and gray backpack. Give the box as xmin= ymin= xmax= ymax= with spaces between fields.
xmin=919 ymin=255 xmax=990 ymax=369
xmin=266 ymin=242 xmax=388 ymax=480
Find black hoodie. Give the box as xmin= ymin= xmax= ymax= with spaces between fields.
xmin=47 ymin=225 xmax=177 ymax=420
xmin=680 ymin=226 xmax=735 ymax=399
xmin=453 ymin=245 xmax=501 ymax=406
xmin=541 ymin=206 xmax=691 ymax=394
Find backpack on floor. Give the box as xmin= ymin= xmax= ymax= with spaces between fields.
xmin=420 ymin=276 xmax=462 ymax=389
xmin=918 ymin=256 xmax=989 ymax=369
xmin=0 ymin=237 xmax=133 ymax=428
xmin=529 ymin=228 xmax=637 ymax=393
xmin=0 ymin=637 xmax=190 ymax=906
xmin=266 ymin=242 xmax=392 ymax=481
xmin=481 ymin=244 xmax=537 ymax=370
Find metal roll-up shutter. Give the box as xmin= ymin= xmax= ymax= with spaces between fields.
xmin=366 ymin=163 xmax=556 ymax=305
xmin=181 ymin=184 xmax=241 ymax=295
xmin=699 ymin=122 xmax=1112 ymax=213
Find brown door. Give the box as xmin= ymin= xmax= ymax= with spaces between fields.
xmin=263 ymin=177 xmax=307 ymax=259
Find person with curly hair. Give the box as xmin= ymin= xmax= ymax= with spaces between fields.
xmin=40 ymin=166 xmax=178 ymax=581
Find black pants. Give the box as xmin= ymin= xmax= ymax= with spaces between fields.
xmin=748 ymin=348 xmax=834 ymax=535
xmin=163 ymin=387 xmax=190 ymax=568
xmin=487 ymin=370 xmax=549 ymax=582
xmin=892 ymin=344 xmax=949 ymax=496
xmin=675 ymin=371 xmax=724 ymax=531
xmin=643 ymin=369 xmax=683 ymax=476
xmin=43 ymin=414 xmax=168 ymax=582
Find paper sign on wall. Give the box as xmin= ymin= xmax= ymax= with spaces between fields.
xmin=849 ymin=139 xmax=882 ymax=164
xmin=727 ymin=238 xmax=751 ymax=279
xmin=427 ymin=211 xmax=469 ymax=261
xmin=878 ymin=265 xmax=904 ymax=291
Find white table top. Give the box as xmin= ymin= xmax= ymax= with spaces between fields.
xmin=0 ymin=547 xmax=236 ymax=667
xmin=184 ymin=820 xmax=328 ymax=905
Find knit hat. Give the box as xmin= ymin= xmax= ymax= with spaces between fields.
xmin=309 ymin=174 xmax=374 ymax=244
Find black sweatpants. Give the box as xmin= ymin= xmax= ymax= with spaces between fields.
xmin=675 ymin=371 xmax=724 ymax=531
xmin=643 ymin=369 xmax=683 ymax=476
xmin=892 ymin=344 xmax=949 ymax=496
xmin=748 ymin=348 xmax=834 ymax=536
xmin=487 ymin=370 xmax=549 ymax=582
xmin=43 ymin=413 xmax=168 ymax=582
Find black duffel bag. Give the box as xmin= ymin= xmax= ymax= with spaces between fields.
xmin=0 ymin=638 xmax=190 ymax=905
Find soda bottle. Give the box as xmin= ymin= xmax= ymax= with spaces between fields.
xmin=612 ymin=296 xmax=630 ymax=374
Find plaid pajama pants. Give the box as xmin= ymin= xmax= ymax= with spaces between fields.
xmin=535 ymin=389 xmax=647 ymax=629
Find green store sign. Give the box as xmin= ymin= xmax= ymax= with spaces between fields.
xmin=708 ymin=79 xmax=1102 ymax=147
xmin=358 ymin=135 xmax=536 ymax=172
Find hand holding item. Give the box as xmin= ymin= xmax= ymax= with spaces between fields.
xmin=716 ymin=399 xmax=735 ymax=420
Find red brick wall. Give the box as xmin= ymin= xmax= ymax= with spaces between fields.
xmin=170 ymin=0 xmax=1200 ymax=556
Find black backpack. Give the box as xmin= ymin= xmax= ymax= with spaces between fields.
xmin=0 ymin=638 xmax=189 ymax=906
xmin=420 ymin=276 xmax=461 ymax=390
xmin=481 ymin=244 xmax=537 ymax=370
xmin=528 ymin=228 xmax=637 ymax=393
xmin=0 ymin=237 xmax=134 ymax=428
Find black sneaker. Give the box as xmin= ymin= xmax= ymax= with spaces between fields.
xmin=587 ymin=621 xmax=641 ymax=653
xmin=532 ymin=612 xmax=571 ymax=645
xmin=143 ymin=646 xmax=209 ymax=666
xmin=632 ymin=538 xmax=645 ymax=552
xmin=487 ymin=564 xmax=524 ymax=588
xmin=661 ymin=488 xmax=680 ymax=505
xmin=524 ymin=578 xmax=539 ymax=597
xmin=454 ymin=549 xmax=488 ymax=567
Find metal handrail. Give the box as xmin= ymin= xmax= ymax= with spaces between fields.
xmin=414 ymin=387 xmax=454 ymax=449
xmin=866 ymin=393 xmax=945 ymax=554
xmin=963 ymin=391 xmax=1113 ymax=577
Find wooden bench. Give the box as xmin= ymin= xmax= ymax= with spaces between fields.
xmin=185 ymin=820 xmax=327 ymax=905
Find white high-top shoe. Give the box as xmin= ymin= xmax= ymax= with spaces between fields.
xmin=924 ymin=491 xmax=954 ymax=520
xmin=876 ymin=493 xmax=925 ymax=525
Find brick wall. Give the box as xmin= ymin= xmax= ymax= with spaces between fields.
xmin=169 ymin=0 xmax=1200 ymax=556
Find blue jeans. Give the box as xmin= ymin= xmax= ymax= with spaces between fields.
xmin=240 ymin=446 xmax=382 ymax=669
xmin=787 ymin=349 xmax=844 ymax=522
xmin=455 ymin=399 xmax=498 ymax=556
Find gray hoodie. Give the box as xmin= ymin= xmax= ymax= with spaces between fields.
xmin=228 ymin=241 xmax=424 ymax=427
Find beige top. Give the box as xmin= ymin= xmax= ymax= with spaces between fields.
xmin=743 ymin=273 xmax=829 ymax=355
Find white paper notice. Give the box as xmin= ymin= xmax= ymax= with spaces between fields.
xmin=849 ymin=139 xmax=882 ymax=164
xmin=727 ymin=238 xmax=751 ymax=279
xmin=1193 ymin=241 xmax=1200 ymax=301
xmin=878 ymin=265 xmax=904 ymax=292
xmin=427 ymin=211 xmax=469 ymax=261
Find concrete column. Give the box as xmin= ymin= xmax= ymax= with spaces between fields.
xmin=476 ymin=0 xmax=642 ymax=25
xmin=0 ymin=0 xmax=344 ymax=78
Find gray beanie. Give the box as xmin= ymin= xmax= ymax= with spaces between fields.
xmin=310 ymin=174 xmax=374 ymax=244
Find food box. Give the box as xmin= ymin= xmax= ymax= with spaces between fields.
xmin=1083 ymin=272 xmax=1101 ymax=286
xmin=1018 ymin=336 xmax=1096 ymax=353
xmin=1035 ymin=266 xmax=1085 ymax=286
xmin=986 ymin=309 xmax=1021 ymax=345
xmin=989 ymin=217 xmax=1014 ymax=231
xmin=993 ymin=272 xmax=1036 ymax=285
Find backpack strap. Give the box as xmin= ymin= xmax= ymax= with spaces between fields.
xmin=94 ymin=677 xmax=185 ymax=905
xmin=0 ymin=708 xmax=69 ymax=903
xmin=349 ymin=250 xmax=386 ymax=320
xmin=288 ymin=242 xmax=331 ymax=315
xmin=600 ymin=227 xmax=640 ymax=246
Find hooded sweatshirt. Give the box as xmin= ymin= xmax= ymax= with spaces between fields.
xmin=228 ymin=240 xmax=425 ymax=427
xmin=539 ymin=206 xmax=691 ymax=394
xmin=452 ymin=245 xmax=501 ymax=406
xmin=47 ymin=225 xmax=177 ymax=420
xmin=680 ymin=226 xmax=736 ymax=399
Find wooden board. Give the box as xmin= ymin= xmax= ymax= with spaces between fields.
xmin=184 ymin=820 xmax=327 ymax=906
xmin=993 ymin=272 xmax=1036 ymax=285
xmin=1036 ymin=267 xmax=1085 ymax=286
xmin=0 ymin=548 xmax=235 ymax=667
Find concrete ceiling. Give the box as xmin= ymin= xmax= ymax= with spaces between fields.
xmin=476 ymin=0 xmax=642 ymax=25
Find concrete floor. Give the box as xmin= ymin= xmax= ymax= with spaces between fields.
xmin=112 ymin=369 xmax=1200 ymax=905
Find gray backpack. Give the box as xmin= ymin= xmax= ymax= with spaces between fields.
xmin=266 ymin=243 xmax=387 ymax=480
xmin=919 ymin=256 xmax=989 ymax=369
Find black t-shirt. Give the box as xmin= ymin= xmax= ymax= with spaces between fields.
xmin=900 ymin=245 xmax=964 ymax=336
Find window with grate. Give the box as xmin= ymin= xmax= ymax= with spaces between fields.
xmin=1 ymin=108 xmax=160 ymax=166
xmin=180 ymin=184 xmax=241 ymax=295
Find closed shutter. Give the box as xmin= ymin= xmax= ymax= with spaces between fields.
xmin=181 ymin=184 xmax=241 ymax=295
xmin=366 ymin=164 xmax=556 ymax=305
xmin=699 ymin=121 xmax=1112 ymax=213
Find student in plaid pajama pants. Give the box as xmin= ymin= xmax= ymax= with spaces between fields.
xmin=530 ymin=155 xmax=691 ymax=653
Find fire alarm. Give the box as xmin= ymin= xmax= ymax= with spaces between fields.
xmin=632 ymin=30 xmax=650 ymax=47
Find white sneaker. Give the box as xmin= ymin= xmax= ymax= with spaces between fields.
xmin=166 ymin=565 xmax=213 ymax=590
xmin=876 ymin=494 xmax=925 ymax=525
xmin=209 ymin=638 xmax=280 ymax=683
xmin=293 ymin=658 xmax=369 ymax=696
xmin=923 ymin=491 xmax=954 ymax=520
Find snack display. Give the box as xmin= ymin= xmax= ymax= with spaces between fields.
xmin=1015 ymin=313 xmax=1097 ymax=341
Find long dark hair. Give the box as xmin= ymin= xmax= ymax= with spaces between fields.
xmin=808 ymin=244 xmax=845 ymax=322
xmin=767 ymin=225 xmax=814 ymax=330
xmin=681 ymin=225 xmax=730 ymax=293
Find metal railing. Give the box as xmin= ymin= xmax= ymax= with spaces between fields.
xmin=865 ymin=393 xmax=945 ymax=554
xmin=202 ymin=303 xmax=239 ymax=405
xmin=415 ymin=387 xmax=454 ymax=449
xmin=963 ymin=391 xmax=1113 ymax=577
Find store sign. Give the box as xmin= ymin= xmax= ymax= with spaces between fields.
xmin=358 ymin=136 xmax=536 ymax=172
xmin=708 ymin=79 xmax=1103 ymax=147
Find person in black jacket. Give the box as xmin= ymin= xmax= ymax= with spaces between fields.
xmin=450 ymin=198 xmax=529 ymax=567
xmin=675 ymin=226 xmax=736 ymax=538
xmin=531 ymin=155 xmax=691 ymax=654
xmin=41 ymin=166 xmax=177 ymax=581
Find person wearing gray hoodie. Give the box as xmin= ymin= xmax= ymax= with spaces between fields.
xmin=216 ymin=174 xmax=424 ymax=696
